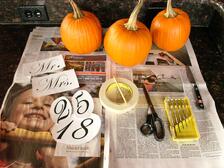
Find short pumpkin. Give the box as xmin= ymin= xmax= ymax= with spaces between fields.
xmin=60 ymin=0 xmax=102 ymax=54
xmin=104 ymin=0 xmax=152 ymax=67
xmin=150 ymin=0 xmax=191 ymax=51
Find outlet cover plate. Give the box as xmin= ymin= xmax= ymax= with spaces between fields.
xmin=18 ymin=5 xmax=49 ymax=22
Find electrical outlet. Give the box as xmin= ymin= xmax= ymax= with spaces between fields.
xmin=18 ymin=5 xmax=49 ymax=21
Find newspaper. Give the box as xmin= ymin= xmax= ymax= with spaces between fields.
xmin=0 ymin=27 xmax=105 ymax=168
xmin=104 ymin=40 xmax=224 ymax=168
xmin=1 ymin=27 xmax=224 ymax=168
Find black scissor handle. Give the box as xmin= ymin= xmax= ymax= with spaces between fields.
xmin=140 ymin=114 xmax=154 ymax=136
xmin=140 ymin=123 xmax=154 ymax=136
xmin=152 ymin=114 xmax=165 ymax=141
xmin=140 ymin=113 xmax=165 ymax=141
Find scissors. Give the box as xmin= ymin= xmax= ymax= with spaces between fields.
xmin=140 ymin=84 xmax=165 ymax=141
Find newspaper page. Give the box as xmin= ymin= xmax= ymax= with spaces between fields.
xmin=104 ymin=41 xmax=224 ymax=168
xmin=0 ymin=27 xmax=106 ymax=168
xmin=14 ymin=27 xmax=104 ymax=83
xmin=0 ymin=83 xmax=105 ymax=168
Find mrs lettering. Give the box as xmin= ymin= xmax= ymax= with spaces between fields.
xmin=37 ymin=74 xmax=73 ymax=91
xmin=32 ymin=69 xmax=79 ymax=96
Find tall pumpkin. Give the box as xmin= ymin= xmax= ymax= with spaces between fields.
xmin=104 ymin=0 xmax=152 ymax=67
xmin=60 ymin=0 xmax=102 ymax=54
xmin=150 ymin=0 xmax=191 ymax=51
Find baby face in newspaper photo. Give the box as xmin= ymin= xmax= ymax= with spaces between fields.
xmin=0 ymin=84 xmax=55 ymax=130
xmin=7 ymin=88 xmax=54 ymax=132
xmin=0 ymin=83 xmax=103 ymax=168
xmin=0 ymin=84 xmax=69 ymax=168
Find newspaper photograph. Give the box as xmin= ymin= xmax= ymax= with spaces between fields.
xmin=0 ymin=83 xmax=105 ymax=168
xmin=41 ymin=37 xmax=68 ymax=51
xmin=64 ymin=54 xmax=106 ymax=84
xmin=132 ymin=66 xmax=184 ymax=92
xmin=145 ymin=45 xmax=191 ymax=66
xmin=40 ymin=37 xmax=104 ymax=52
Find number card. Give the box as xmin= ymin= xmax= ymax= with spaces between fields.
xmin=50 ymin=96 xmax=73 ymax=124
xmin=72 ymin=90 xmax=94 ymax=118
xmin=50 ymin=90 xmax=101 ymax=145
xmin=23 ymin=55 xmax=65 ymax=76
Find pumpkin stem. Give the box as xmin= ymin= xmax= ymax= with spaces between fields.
xmin=164 ymin=0 xmax=177 ymax=18
xmin=68 ymin=0 xmax=84 ymax=19
xmin=124 ymin=0 xmax=145 ymax=31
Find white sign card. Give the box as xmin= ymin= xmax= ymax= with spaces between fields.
xmin=32 ymin=69 xmax=79 ymax=96
xmin=50 ymin=90 xmax=101 ymax=145
xmin=22 ymin=55 xmax=65 ymax=77
xmin=54 ymin=98 xmax=102 ymax=157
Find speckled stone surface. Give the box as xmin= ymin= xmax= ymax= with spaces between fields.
xmin=0 ymin=25 xmax=34 ymax=105
xmin=190 ymin=27 xmax=224 ymax=125
xmin=0 ymin=0 xmax=220 ymax=27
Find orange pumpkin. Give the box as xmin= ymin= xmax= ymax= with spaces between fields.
xmin=150 ymin=0 xmax=191 ymax=51
xmin=104 ymin=0 xmax=152 ymax=67
xmin=60 ymin=0 xmax=102 ymax=54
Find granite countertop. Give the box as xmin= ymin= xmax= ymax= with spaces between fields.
xmin=0 ymin=25 xmax=223 ymax=126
